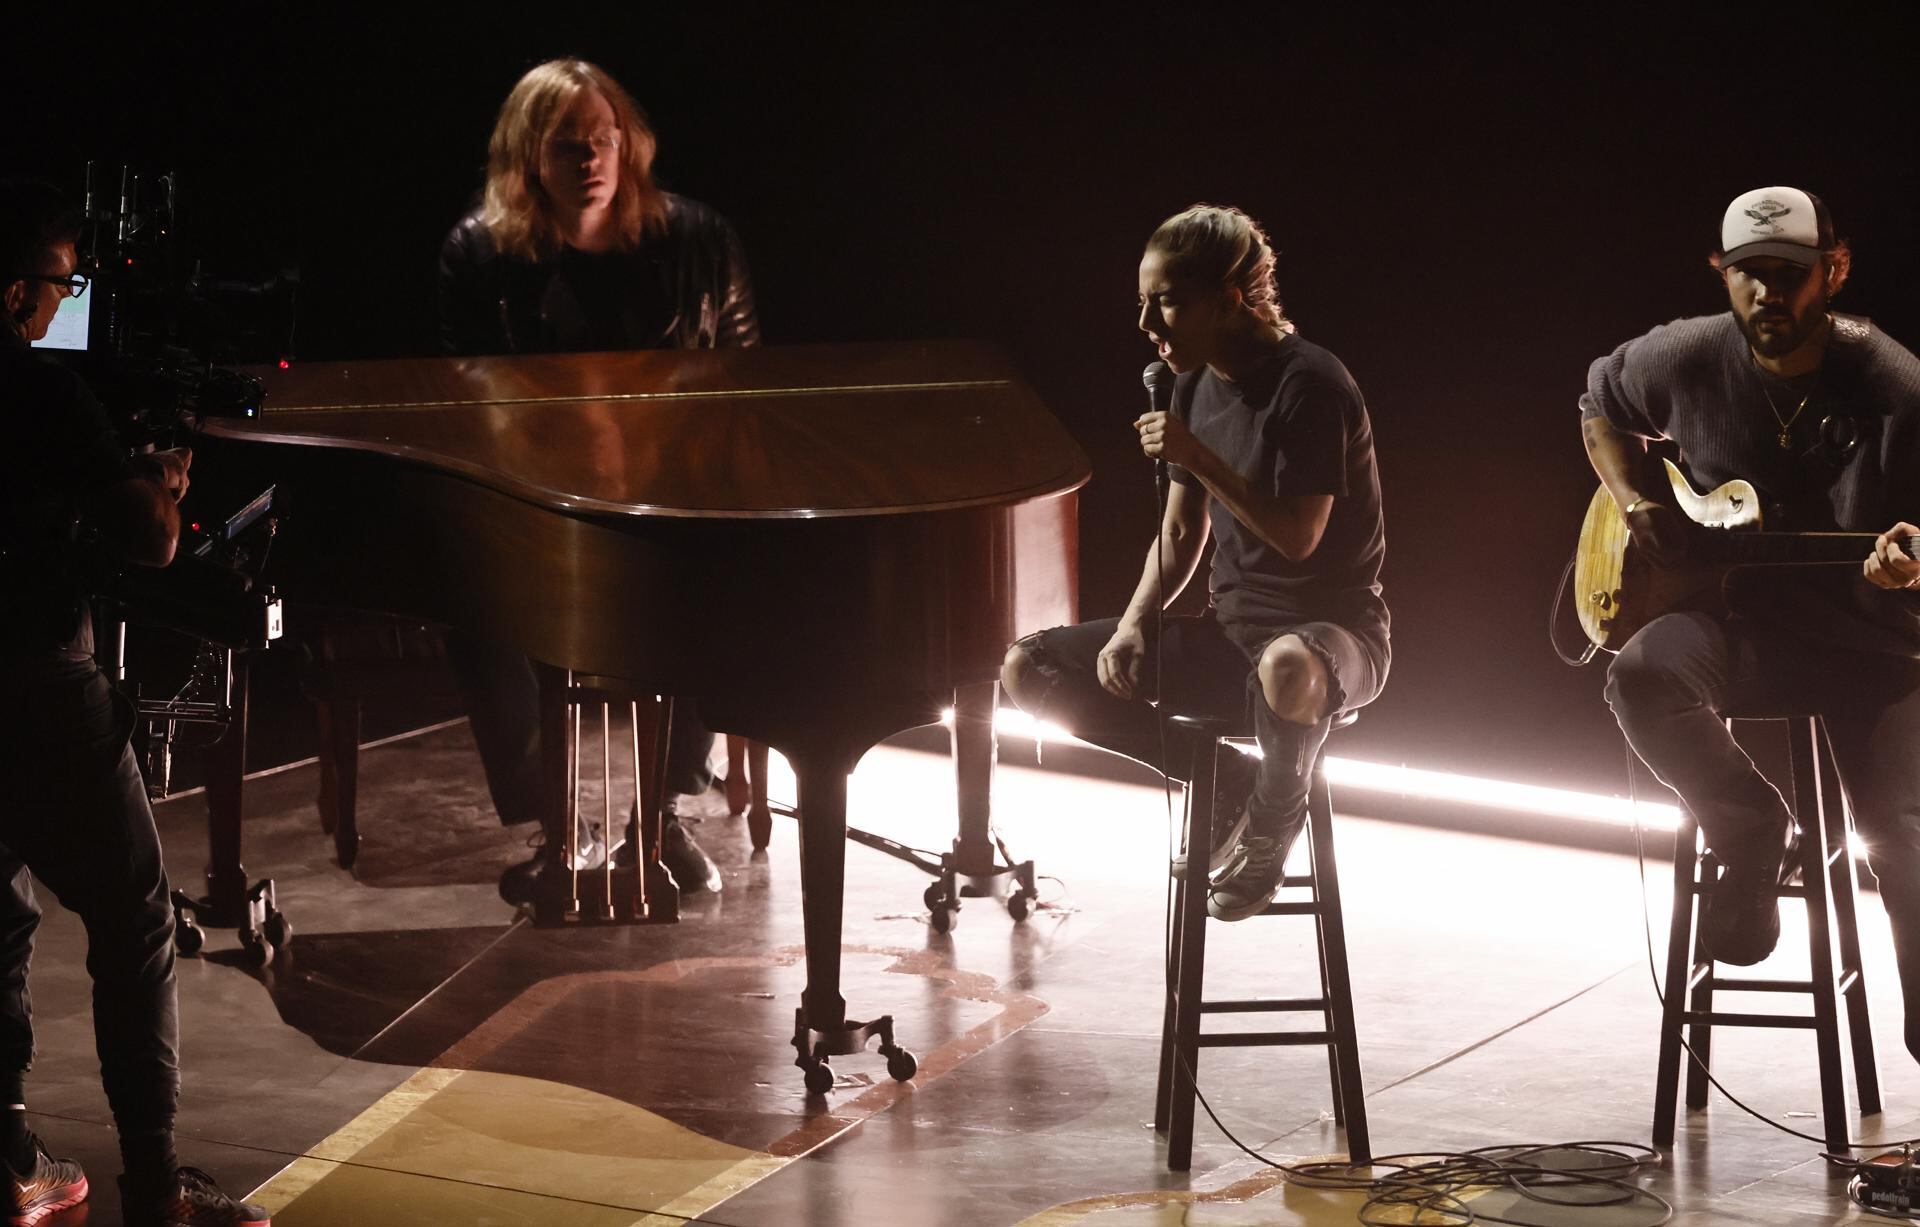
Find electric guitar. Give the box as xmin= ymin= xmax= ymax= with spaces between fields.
xmin=1573 ymin=458 xmax=1920 ymax=651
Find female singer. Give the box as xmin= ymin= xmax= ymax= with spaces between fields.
xmin=1002 ymin=204 xmax=1390 ymax=919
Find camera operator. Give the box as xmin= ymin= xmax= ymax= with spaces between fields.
xmin=1 ymin=179 xmax=266 ymax=1227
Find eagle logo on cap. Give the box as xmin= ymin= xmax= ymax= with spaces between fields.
xmin=1745 ymin=199 xmax=1792 ymax=234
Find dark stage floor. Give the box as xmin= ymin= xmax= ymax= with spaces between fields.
xmin=18 ymin=717 xmax=1918 ymax=1225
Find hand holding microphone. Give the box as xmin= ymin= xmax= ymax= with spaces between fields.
xmin=1135 ymin=362 xmax=1194 ymax=500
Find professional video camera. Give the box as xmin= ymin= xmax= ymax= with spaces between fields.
xmin=35 ymin=162 xmax=295 ymax=798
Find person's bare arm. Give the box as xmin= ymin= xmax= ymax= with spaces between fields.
xmin=1582 ymin=412 xmax=1688 ymax=563
xmin=1098 ymin=480 xmax=1209 ymax=700
xmin=1134 ymin=409 xmax=1332 ymax=559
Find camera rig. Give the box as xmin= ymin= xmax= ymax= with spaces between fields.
xmin=102 ymin=482 xmax=282 ymax=799
xmin=66 ymin=161 xmax=298 ymax=964
xmin=69 ymin=164 xmax=286 ymax=800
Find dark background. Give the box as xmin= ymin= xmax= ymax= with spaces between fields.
xmin=10 ymin=6 xmax=1918 ymax=796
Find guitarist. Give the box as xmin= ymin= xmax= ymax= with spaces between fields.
xmin=1580 ymin=186 xmax=1920 ymax=1058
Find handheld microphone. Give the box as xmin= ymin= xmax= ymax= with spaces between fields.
xmin=1142 ymin=360 xmax=1175 ymax=503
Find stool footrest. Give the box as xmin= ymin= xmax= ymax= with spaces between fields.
xmin=1704 ymin=975 xmax=1816 ymax=993
xmin=1261 ymin=902 xmax=1320 ymax=916
xmin=1682 ymin=1010 xmax=1816 ymax=1029
xmin=1199 ymin=1030 xmax=1335 ymax=1048
xmin=1200 ymin=997 xmax=1328 ymax=1014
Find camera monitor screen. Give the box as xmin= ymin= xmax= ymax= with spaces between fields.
xmin=30 ymin=286 xmax=91 ymax=351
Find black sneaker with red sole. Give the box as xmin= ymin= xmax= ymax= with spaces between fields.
xmin=6 ymin=1137 xmax=89 ymax=1227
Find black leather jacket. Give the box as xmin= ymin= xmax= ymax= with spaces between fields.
xmin=437 ymin=192 xmax=760 ymax=355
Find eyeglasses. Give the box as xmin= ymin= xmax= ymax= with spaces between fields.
xmin=544 ymin=131 xmax=622 ymax=160
xmin=16 ymin=272 xmax=90 ymax=298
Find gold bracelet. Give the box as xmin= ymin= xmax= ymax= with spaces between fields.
xmin=1623 ymin=497 xmax=1653 ymax=518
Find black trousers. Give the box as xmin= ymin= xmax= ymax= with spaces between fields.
xmin=1013 ymin=612 xmax=1388 ymax=832
xmin=446 ymin=634 xmax=716 ymax=828
xmin=1607 ymin=609 xmax=1920 ymax=1030
xmin=0 ymin=656 xmax=179 ymax=1134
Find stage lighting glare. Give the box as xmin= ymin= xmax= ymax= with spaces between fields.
xmin=953 ymin=707 xmax=1682 ymax=830
xmin=937 ymin=710 xmax=1880 ymax=860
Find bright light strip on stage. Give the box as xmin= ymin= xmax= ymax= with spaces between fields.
xmin=1314 ymin=756 xmax=1682 ymax=831
xmin=951 ymin=709 xmax=1875 ymax=856
xmin=950 ymin=707 xmax=1686 ymax=831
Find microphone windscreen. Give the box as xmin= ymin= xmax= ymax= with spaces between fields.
xmin=1142 ymin=360 xmax=1174 ymax=411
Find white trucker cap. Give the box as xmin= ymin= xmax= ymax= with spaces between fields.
xmin=1719 ymin=186 xmax=1833 ymax=267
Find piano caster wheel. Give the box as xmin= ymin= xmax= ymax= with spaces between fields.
xmin=1006 ymin=890 xmax=1032 ymax=922
xmin=803 ymin=1062 xmax=834 ymax=1095
xmin=240 ymin=928 xmax=275 ymax=968
xmin=264 ymin=909 xmax=293 ymax=948
xmin=882 ymin=1045 xmax=917 ymax=1082
xmin=924 ymin=882 xmax=960 ymax=932
xmin=174 ymin=914 xmax=205 ymax=957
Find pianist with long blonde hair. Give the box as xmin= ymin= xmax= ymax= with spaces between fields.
xmin=436 ymin=57 xmax=759 ymax=902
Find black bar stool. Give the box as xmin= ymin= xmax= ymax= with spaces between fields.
xmin=1652 ymin=715 xmax=1879 ymax=1153
xmin=1154 ymin=710 xmax=1369 ymax=1171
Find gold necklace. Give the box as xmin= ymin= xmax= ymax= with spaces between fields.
xmin=1752 ymin=360 xmax=1811 ymax=450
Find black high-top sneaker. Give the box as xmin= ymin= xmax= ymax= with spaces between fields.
xmin=1170 ymin=747 xmax=1258 ymax=878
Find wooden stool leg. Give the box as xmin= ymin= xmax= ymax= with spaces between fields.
xmin=1791 ymin=719 xmax=1850 ymax=1154
xmin=1312 ymin=868 xmax=1343 ymax=1127
xmin=1155 ymin=794 xmax=1194 ymax=1133
xmin=748 ymin=741 xmax=773 ymax=848
xmin=1653 ymin=814 xmax=1698 ymax=1148
xmin=1817 ymin=724 xmax=1881 ymax=1115
xmin=1683 ymin=859 xmax=1716 ymax=1112
xmin=1309 ymin=768 xmax=1370 ymax=1166
xmin=1164 ymin=738 xmax=1216 ymax=1172
xmin=724 ymin=734 xmax=751 ymax=816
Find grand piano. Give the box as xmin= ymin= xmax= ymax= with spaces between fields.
xmin=197 ymin=339 xmax=1088 ymax=1088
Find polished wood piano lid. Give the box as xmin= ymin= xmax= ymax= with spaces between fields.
xmin=209 ymin=341 xmax=1090 ymax=519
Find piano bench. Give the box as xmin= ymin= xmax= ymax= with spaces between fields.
xmin=296 ymin=613 xmax=457 ymax=870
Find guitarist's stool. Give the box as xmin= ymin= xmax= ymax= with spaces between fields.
xmin=1154 ymin=710 xmax=1369 ymax=1171
xmin=1652 ymin=715 xmax=1879 ymax=1153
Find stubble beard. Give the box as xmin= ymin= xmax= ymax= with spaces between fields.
xmin=1736 ymin=302 xmax=1824 ymax=360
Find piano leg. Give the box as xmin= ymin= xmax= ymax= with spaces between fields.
xmin=789 ymin=745 xmax=917 ymax=1093
xmin=951 ymin=680 xmax=998 ymax=875
xmin=923 ymin=681 xmax=1038 ymax=931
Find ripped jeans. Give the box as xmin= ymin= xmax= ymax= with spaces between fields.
xmin=1008 ymin=612 xmax=1388 ymax=833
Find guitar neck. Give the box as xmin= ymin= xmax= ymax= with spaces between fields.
xmin=1701 ymin=531 xmax=1920 ymax=566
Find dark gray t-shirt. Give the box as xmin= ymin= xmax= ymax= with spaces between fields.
xmin=1170 ymin=332 xmax=1387 ymax=634
xmin=1581 ymin=311 xmax=1920 ymax=654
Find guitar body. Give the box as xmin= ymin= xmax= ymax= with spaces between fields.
xmin=1574 ymin=459 xmax=1763 ymax=651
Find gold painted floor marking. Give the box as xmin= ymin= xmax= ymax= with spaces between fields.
xmin=250 ymin=945 xmax=1047 ymax=1224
